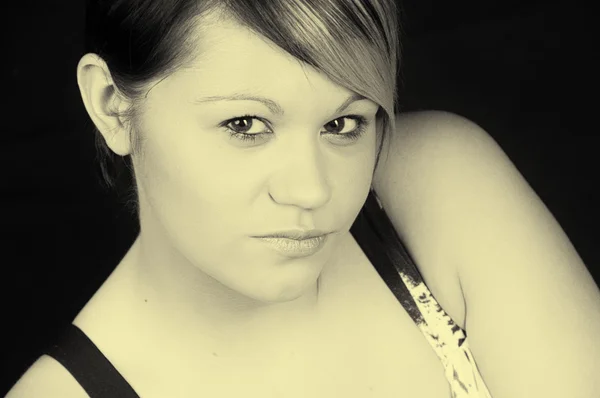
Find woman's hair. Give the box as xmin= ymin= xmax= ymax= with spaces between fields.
xmin=84 ymin=0 xmax=402 ymax=218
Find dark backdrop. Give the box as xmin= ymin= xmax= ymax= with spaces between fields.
xmin=1 ymin=0 xmax=595 ymax=394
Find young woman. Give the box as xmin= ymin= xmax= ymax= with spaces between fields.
xmin=7 ymin=1 xmax=600 ymax=397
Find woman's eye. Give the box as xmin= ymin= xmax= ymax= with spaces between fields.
xmin=322 ymin=117 xmax=360 ymax=135
xmin=321 ymin=116 xmax=368 ymax=141
xmin=225 ymin=116 xmax=270 ymax=135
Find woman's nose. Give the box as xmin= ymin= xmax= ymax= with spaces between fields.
xmin=268 ymin=137 xmax=332 ymax=210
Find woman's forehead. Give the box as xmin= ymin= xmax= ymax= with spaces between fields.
xmin=161 ymin=19 xmax=361 ymax=105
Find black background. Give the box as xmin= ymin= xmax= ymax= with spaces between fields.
xmin=1 ymin=0 xmax=596 ymax=394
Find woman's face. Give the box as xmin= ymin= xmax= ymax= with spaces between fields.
xmin=131 ymin=16 xmax=380 ymax=303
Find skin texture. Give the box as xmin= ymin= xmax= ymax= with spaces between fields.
xmin=76 ymin=16 xmax=381 ymax=345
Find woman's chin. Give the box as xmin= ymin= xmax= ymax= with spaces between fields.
xmin=240 ymin=275 xmax=320 ymax=304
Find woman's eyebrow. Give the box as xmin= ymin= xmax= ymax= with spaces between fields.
xmin=191 ymin=92 xmax=368 ymax=116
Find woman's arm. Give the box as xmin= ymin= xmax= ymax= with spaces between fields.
xmin=374 ymin=110 xmax=600 ymax=398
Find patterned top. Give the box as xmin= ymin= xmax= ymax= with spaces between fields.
xmin=350 ymin=189 xmax=493 ymax=397
xmin=42 ymin=189 xmax=493 ymax=397
xmin=399 ymin=271 xmax=493 ymax=397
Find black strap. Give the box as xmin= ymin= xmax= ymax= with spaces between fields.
xmin=43 ymin=324 xmax=140 ymax=398
xmin=350 ymin=189 xmax=426 ymax=325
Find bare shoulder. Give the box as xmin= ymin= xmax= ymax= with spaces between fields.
xmin=372 ymin=110 xmax=493 ymax=329
xmin=372 ymin=109 xmax=495 ymax=242
xmin=5 ymin=355 xmax=89 ymax=398
xmin=373 ymin=109 xmax=488 ymax=197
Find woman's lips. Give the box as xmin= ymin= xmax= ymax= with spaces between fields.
xmin=254 ymin=235 xmax=328 ymax=258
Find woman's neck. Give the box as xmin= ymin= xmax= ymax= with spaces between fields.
xmin=117 ymin=234 xmax=324 ymax=353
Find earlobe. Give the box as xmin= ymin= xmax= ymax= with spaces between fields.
xmin=76 ymin=53 xmax=133 ymax=157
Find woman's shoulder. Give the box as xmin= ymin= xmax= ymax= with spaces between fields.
xmin=5 ymin=355 xmax=89 ymax=398
xmin=375 ymin=109 xmax=488 ymax=192
xmin=383 ymin=109 xmax=487 ymax=160
xmin=372 ymin=109 xmax=497 ymax=330
xmin=373 ymin=111 xmax=486 ymax=329
xmin=373 ymin=109 xmax=497 ymax=244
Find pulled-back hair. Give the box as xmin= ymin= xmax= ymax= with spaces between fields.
xmin=84 ymin=0 xmax=401 ymax=217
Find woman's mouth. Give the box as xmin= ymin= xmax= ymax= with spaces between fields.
xmin=254 ymin=235 xmax=328 ymax=258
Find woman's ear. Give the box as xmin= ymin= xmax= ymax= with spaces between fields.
xmin=76 ymin=53 xmax=133 ymax=156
